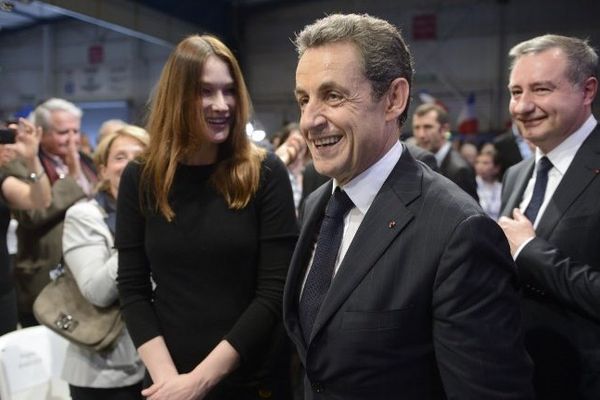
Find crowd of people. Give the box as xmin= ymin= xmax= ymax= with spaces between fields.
xmin=0 ymin=12 xmax=598 ymax=400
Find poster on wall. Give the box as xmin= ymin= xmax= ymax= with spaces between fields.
xmin=57 ymin=64 xmax=131 ymax=100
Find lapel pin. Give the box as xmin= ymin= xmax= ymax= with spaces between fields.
xmin=595 ymin=169 xmax=600 ymax=174
xmin=388 ymin=220 xmax=396 ymax=229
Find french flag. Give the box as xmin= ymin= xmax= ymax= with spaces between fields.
xmin=457 ymin=93 xmax=478 ymax=135
xmin=418 ymin=90 xmax=448 ymax=111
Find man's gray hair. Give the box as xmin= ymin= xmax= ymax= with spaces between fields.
xmin=509 ymin=34 xmax=598 ymax=86
xmin=295 ymin=13 xmax=414 ymax=127
xmin=34 ymin=98 xmax=82 ymax=133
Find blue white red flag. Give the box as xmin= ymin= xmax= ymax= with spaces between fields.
xmin=417 ymin=90 xmax=448 ymax=111
xmin=457 ymin=93 xmax=478 ymax=134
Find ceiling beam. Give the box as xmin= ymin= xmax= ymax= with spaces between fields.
xmin=40 ymin=0 xmax=203 ymax=47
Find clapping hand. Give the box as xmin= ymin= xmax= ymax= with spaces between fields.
xmin=6 ymin=118 xmax=42 ymax=163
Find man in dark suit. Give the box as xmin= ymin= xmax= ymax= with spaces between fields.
xmin=498 ymin=34 xmax=600 ymax=399
xmin=493 ymin=123 xmax=533 ymax=178
xmin=412 ymin=103 xmax=478 ymax=200
xmin=283 ymin=13 xmax=532 ymax=399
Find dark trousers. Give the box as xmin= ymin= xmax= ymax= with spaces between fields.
xmin=69 ymin=382 xmax=143 ymax=400
xmin=0 ymin=288 xmax=17 ymax=335
xmin=17 ymin=310 xmax=38 ymax=328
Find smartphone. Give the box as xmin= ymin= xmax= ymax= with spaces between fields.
xmin=0 ymin=128 xmax=16 ymax=144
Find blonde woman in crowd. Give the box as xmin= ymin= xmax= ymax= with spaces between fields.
xmin=61 ymin=125 xmax=148 ymax=400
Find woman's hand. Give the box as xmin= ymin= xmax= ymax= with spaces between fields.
xmin=7 ymin=118 xmax=42 ymax=165
xmin=141 ymin=339 xmax=240 ymax=400
xmin=142 ymin=373 xmax=209 ymax=400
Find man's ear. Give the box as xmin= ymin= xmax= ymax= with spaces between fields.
xmin=583 ymin=76 xmax=598 ymax=107
xmin=441 ymin=123 xmax=451 ymax=136
xmin=385 ymin=77 xmax=410 ymax=122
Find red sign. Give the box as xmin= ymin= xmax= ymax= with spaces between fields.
xmin=88 ymin=44 xmax=104 ymax=64
xmin=412 ymin=14 xmax=437 ymax=41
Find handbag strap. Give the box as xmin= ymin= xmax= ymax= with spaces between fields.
xmin=94 ymin=191 xmax=116 ymax=238
xmin=49 ymin=263 xmax=65 ymax=281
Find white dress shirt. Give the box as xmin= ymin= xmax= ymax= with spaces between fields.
xmin=301 ymin=141 xmax=403 ymax=292
xmin=519 ymin=114 xmax=597 ymax=227
xmin=434 ymin=141 xmax=452 ymax=167
xmin=476 ymin=176 xmax=502 ymax=221
xmin=514 ymin=114 xmax=597 ymax=257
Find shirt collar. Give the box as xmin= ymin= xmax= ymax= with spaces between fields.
xmin=537 ymin=114 xmax=597 ymax=175
xmin=42 ymin=150 xmax=65 ymax=167
xmin=434 ymin=141 xmax=452 ymax=166
xmin=333 ymin=141 xmax=403 ymax=215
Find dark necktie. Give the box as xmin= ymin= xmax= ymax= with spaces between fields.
xmin=524 ymin=156 xmax=553 ymax=223
xmin=299 ymin=188 xmax=354 ymax=342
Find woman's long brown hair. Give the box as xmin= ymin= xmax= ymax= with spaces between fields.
xmin=141 ymin=35 xmax=265 ymax=221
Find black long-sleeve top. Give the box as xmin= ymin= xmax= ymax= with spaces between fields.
xmin=115 ymin=153 xmax=298 ymax=384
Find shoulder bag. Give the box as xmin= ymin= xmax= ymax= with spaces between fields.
xmin=33 ymin=264 xmax=124 ymax=352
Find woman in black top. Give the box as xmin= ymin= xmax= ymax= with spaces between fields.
xmin=0 ymin=119 xmax=51 ymax=334
xmin=116 ymin=35 xmax=297 ymax=399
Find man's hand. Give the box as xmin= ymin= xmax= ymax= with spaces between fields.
xmin=64 ymin=130 xmax=82 ymax=178
xmin=498 ymin=208 xmax=536 ymax=255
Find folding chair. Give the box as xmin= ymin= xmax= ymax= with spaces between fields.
xmin=0 ymin=325 xmax=70 ymax=400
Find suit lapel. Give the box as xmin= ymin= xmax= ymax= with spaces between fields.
xmin=536 ymin=127 xmax=600 ymax=237
xmin=309 ymin=151 xmax=421 ymax=342
xmin=284 ymin=181 xmax=332 ymax=352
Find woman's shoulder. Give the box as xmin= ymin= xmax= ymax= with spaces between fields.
xmin=66 ymin=198 xmax=104 ymax=221
xmin=261 ymin=150 xmax=288 ymax=176
xmin=254 ymin=150 xmax=295 ymax=202
xmin=119 ymin=160 xmax=146 ymax=196
xmin=123 ymin=159 xmax=144 ymax=178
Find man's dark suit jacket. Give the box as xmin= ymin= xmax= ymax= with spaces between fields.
xmin=494 ymin=130 xmax=524 ymax=178
xmin=284 ymin=148 xmax=533 ymax=399
xmin=440 ymin=148 xmax=479 ymax=200
xmin=500 ymin=126 xmax=600 ymax=400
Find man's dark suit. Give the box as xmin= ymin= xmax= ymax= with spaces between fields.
xmin=500 ymin=126 xmax=600 ymax=399
xmin=440 ymin=148 xmax=479 ymax=200
xmin=494 ymin=130 xmax=524 ymax=178
xmin=284 ymin=148 xmax=533 ymax=399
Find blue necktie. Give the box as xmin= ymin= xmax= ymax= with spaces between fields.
xmin=524 ymin=156 xmax=553 ymax=223
xmin=299 ymin=188 xmax=354 ymax=342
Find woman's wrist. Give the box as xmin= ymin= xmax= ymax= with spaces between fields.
xmin=190 ymin=340 xmax=240 ymax=391
xmin=24 ymin=159 xmax=45 ymax=183
xmin=26 ymin=169 xmax=45 ymax=183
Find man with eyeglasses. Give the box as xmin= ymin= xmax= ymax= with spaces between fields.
xmin=3 ymin=98 xmax=97 ymax=327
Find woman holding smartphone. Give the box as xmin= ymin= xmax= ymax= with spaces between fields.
xmin=0 ymin=118 xmax=51 ymax=334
